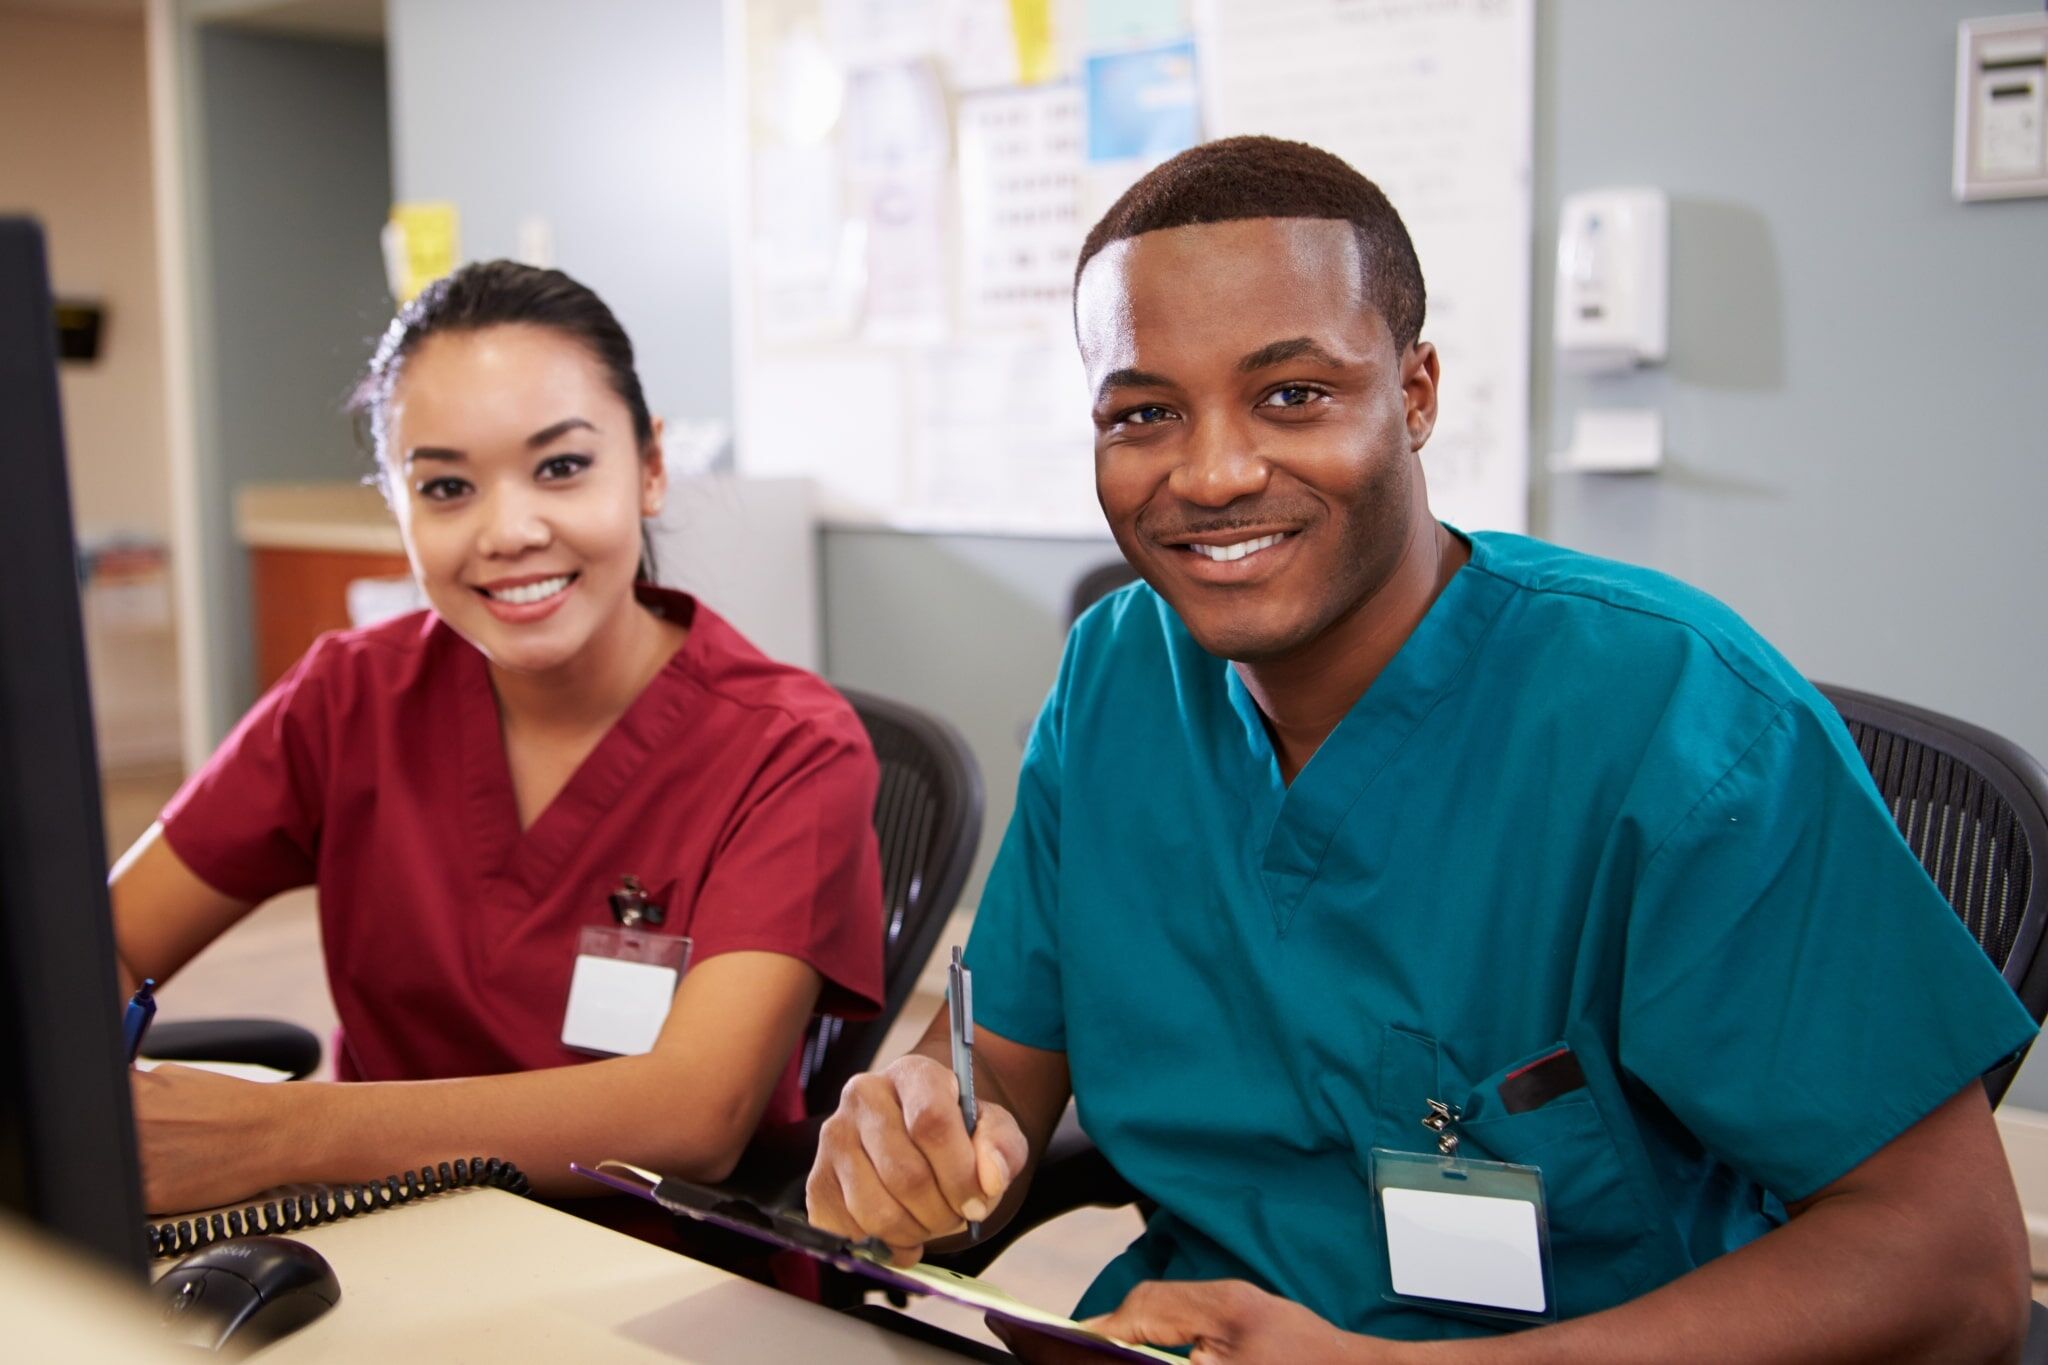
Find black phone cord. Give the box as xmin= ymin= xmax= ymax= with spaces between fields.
xmin=145 ymin=1155 xmax=531 ymax=1259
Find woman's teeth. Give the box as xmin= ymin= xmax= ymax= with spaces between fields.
xmin=1190 ymin=533 xmax=1286 ymax=563
xmin=486 ymin=575 xmax=572 ymax=605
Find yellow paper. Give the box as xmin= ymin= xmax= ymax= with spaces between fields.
xmin=384 ymin=201 xmax=460 ymax=303
xmin=1008 ymin=0 xmax=1058 ymax=84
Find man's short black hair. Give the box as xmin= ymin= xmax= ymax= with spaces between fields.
xmin=1075 ymin=135 xmax=1427 ymax=352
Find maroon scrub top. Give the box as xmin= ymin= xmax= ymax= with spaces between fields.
xmin=160 ymin=588 xmax=885 ymax=1128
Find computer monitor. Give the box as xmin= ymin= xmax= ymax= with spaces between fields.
xmin=0 ymin=217 xmax=148 ymax=1279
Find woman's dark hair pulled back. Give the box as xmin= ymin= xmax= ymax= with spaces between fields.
xmin=350 ymin=260 xmax=655 ymax=458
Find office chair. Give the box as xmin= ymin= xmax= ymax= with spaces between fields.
xmin=797 ymin=687 xmax=984 ymax=1115
xmin=146 ymin=688 xmax=985 ymax=1115
xmin=710 ymin=689 xmax=985 ymax=1219
xmin=931 ymin=683 xmax=2048 ymax=1302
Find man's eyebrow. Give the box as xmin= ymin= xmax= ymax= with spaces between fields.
xmin=1237 ymin=337 xmax=1347 ymax=373
xmin=527 ymin=417 xmax=597 ymax=447
xmin=1095 ymin=367 xmax=1175 ymax=402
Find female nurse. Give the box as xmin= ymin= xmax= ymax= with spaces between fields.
xmin=113 ymin=261 xmax=883 ymax=1217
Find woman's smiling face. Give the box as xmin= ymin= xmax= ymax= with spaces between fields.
xmin=382 ymin=324 xmax=664 ymax=676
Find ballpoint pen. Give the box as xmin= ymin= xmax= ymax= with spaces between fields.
xmin=123 ymin=977 xmax=157 ymax=1063
xmin=947 ymin=945 xmax=980 ymax=1240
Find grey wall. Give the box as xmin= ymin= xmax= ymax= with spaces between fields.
xmin=1532 ymin=0 xmax=2048 ymax=1103
xmin=1536 ymin=0 xmax=2048 ymax=761
xmin=384 ymin=0 xmax=731 ymax=429
xmin=192 ymin=25 xmax=391 ymax=728
xmin=822 ymin=529 xmax=1115 ymax=906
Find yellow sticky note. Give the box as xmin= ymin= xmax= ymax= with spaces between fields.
xmin=383 ymin=202 xmax=460 ymax=303
xmin=1009 ymin=0 xmax=1057 ymax=84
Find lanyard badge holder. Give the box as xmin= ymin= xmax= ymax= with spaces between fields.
xmin=561 ymin=876 xmax=692 ymax=1057
xmin=1369 ymin=1099 xmax=1557 ymax=1325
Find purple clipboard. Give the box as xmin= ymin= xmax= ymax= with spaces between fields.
xmin=571 ymin=1161 xmax=1177 ymax=1362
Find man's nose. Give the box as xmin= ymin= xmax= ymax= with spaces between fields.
xmin=1169 ymin=414 xmax=1272 ymax=508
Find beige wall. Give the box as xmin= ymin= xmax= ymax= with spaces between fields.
xmin=0 ymin=9 xmax=169 ymax=543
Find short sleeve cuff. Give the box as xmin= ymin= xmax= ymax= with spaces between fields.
xmin=690 ymin=932 xmax=884 ymax=1020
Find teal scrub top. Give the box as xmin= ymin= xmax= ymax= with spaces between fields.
xmin=964 ymin=529 xmax=2037 ymax=1340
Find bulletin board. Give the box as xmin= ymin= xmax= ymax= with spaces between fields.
xmin=728 ymin=0 xmax=1533 ymax=536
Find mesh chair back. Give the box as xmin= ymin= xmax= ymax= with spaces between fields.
xmin=1818 ymin=684 xmax=2048 ymax=1106
xmin=796 ymin=688 xmax=983 ymax=1116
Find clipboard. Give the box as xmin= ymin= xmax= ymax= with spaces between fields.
xmin=571 ymin=1160 xmax=1181 ymax=1362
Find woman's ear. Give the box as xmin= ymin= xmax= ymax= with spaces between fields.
xmin=641 ymin=416 xmax=668 ymax=520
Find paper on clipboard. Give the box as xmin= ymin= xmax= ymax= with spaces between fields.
xmin=573 ymin=1161 xmax=1183 ymax=1362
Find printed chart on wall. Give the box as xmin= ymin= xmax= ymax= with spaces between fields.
xmin=731 ymin=0 xmax=1533 ymax=535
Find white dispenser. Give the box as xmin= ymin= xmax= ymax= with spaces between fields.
xmin=1554 ymin=189 xmax=1668 ymax=374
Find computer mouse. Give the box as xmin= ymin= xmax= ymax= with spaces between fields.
xmin=151 ymin=1235 xmax=340 ymax=1353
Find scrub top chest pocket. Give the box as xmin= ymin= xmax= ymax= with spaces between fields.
xmin=1456 ymin=1038 xmax=1679 ymax=1320
xmin=1368 ymin=1027 xmax=1678 ymax=1325
xmin=561 ymin=876 xmax=692 ymax=1057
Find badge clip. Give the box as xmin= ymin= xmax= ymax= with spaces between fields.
xmin=608 ymin=874 xmax=666 ymax=928
xmin=1421 ymin=1097 xmax=1461 ymax=1157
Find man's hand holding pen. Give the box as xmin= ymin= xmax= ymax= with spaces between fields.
xmin=806 ymin=1051 xmax=1028 ymax=1266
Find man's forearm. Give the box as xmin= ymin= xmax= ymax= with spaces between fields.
xmin=1397 ymin=1186 xmax=2025 ymax=1365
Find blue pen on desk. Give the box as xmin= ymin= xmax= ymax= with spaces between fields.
xmin=947 ymin=946 xmax=979 ymax=1239
xmin=123 ymin=977 xmax=157 ymax=1063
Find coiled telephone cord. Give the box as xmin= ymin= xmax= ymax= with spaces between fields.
xmin=145 ymin=1155 xmax=530 ymax=1259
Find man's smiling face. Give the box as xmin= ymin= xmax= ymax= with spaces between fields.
xmin=1077 ymin=216 xmax=1438 ymax=663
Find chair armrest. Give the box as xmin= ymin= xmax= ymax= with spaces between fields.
xmin=142 ymin=1018 xmax=323 ymax=1079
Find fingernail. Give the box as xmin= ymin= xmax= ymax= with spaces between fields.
xmin=961 ymin=1197 xmax=989 ymax=1221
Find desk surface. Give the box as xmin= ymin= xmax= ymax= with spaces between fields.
xmin=203 ymin=1189 xmax=973 ymax=1363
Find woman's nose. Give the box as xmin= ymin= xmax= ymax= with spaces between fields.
xmin=476 ymin=487 xmax=551 ymax=557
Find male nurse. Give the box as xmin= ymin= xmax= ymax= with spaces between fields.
xmin=808 ymin=136 xmax=2037 ymax=1361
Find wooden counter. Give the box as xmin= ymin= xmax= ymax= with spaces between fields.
xmin=236 ymin=484 xmax=411 ymax=691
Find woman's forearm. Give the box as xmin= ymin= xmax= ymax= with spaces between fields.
xmin=279 ymin=1050 xmax=758 ymax=1197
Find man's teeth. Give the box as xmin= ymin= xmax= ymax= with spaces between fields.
xmin=1190 ymin=534 xmax=1286 ymax=563
xmin=488 ymin=575 xmax=572 ymax=605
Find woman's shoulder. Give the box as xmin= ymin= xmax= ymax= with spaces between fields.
xmin=670 ymin=596 xmax=868 ymax=754
xmin=281 ymin=609 xmax=462 ymax=706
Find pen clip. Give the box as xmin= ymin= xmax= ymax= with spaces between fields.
xmin=947 ymin=947 xmax=977 ymax=1137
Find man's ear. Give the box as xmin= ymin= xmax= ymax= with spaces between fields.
xmin=641 ymin=416 xmax=668 ymax=519
xmin=1403 ymin=340 xmax=1440 ymax=452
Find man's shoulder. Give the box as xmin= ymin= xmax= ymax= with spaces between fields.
xmin=1061 ymin=577 xmax=1208 ymax=695
xmin=680 ymin=599 xmax=872 ymax=757
xmin=1468 ymin=532 xmax=1809 ymax=714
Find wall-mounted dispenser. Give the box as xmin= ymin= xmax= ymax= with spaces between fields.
xmin=1554 ymin=188 xmax=1668 ymax=374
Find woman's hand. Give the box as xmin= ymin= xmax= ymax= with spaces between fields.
xmin=991 ymin=1280 xmax=1413 ymax=1365
xmin=130 ymin=1064 xmax=309 ymax=1215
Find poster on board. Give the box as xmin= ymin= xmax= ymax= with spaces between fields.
xmin=732 ymin=0 xmax=1532 ymax=537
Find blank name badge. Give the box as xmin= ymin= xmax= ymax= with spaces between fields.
xmin=1371 ymin=1147 xmax=1555 ymax=1324
xmin=561 ymin=925 xmax=692 ymax=1056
